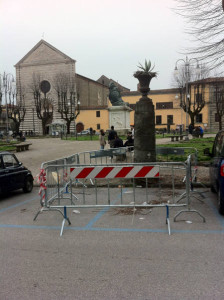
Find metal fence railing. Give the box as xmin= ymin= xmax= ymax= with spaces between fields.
xmin=34 ymin=148 xmax=206 ymax=236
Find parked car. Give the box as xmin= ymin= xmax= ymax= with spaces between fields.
xmin=77 ymin=130 xmax=91 ymax=136
xmin=204 ymin=130 xmax=224 ymax=214
xmin=0 ymin=151 xmax=33 ymax=194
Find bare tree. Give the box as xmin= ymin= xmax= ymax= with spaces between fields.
xmin=0 ymin=72 xmax=26 ymax=135
xmin=213 ymin=82 xmax=224 ymax=130
xmin=31 ymin=73 xmax=53 ymax=135
xmin=7 ymin=84 xmax=26 ymax=135
xmin=173 ymin=64 xmax=207 ymax=128
xmin=187 ymin=81 xmax=206 ymax=128
xmin=53 ymin=72 xmax=80 ymax=134
xmin=174 ymin=0 xmax=224 ymax=71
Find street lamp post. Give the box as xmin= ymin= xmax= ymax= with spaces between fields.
xmin=174 ymin=56 xmax=200 ymax=139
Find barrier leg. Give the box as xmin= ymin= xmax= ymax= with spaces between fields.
xmin=63 ymin=182 xmax=79 ymax=204
xmin=34 ymin=207 xmax=67 ymax=221
xmin=174 ymin=209 xmax=206 ymax=223
xmin=33 ymin=207 xmax=43 ymax=221
xmin=166 ymin=205 xmax=171 ymax=235
xmin=60 ymin=206 xmax=71 ymax=236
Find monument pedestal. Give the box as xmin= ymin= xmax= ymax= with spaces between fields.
xmin=108 ymin=105 xmax=132 ymax=135
xmin=134 ymin=98 xmax=156 ymax=162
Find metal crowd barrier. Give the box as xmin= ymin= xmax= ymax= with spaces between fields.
xmin=34 ymin=150 xmax=206 ymax=236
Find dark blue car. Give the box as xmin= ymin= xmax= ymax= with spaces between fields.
xmin=0 ymin=151 xmax=33 ymax=194
xmin=206 ymin=131 xmax=224 ymax=215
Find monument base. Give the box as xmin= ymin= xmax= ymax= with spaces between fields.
xmin=108 ymin=105 xmax=132 ymax=135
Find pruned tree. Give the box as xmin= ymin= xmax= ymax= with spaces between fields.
xmin=53 ymin=72 xmax=80 ymax=134
xmin=174 ymin=0 xmax=224 ymax=72
xmin=7 ymin=83 xmax=26 ymax=135
xmin=213 ymin=82 xmax=224 ymax=130
xmin=0 ymin=72 xmax=26 ymax=134
xmin=173 ymin=63 xmax=207 ymax=128
xmin=186 ymin=81 xmax=206 ymax=128
xmin=31 ymin=73 xmax=53 ymax=135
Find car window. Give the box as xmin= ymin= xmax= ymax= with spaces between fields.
xmin=0 ymin=157 xmax=3 ymax=169
xmin=2 ymin=154 xmax=19 ymax=168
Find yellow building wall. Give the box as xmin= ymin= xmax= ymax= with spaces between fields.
xmin=123 ymin=86 xmax=210 ymax=131
xmin=122 ymin=92 xmax=184 ymax=130
xmin=75 ymin=84 xmax=211 ymax=133
xmin=75 ymin=108 xmax=109 ymax=133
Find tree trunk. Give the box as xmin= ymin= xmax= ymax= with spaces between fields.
xmin=219 ymin=118 xmax=222 ymax=131
xmin=189 ymin=113 xmax=195 ymax=128
xmin=42 ymin=119 xmax=47 ymax=135
xmin=14 ymin=121 xmax=20 ymax=134
xmin=67 ymin=120 xmax=71 ymax=134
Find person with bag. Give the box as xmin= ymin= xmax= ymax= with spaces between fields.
xmin=99 ymin=129 xmax=106 ymax=149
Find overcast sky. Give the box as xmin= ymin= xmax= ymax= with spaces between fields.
xmin=0 ymin=0 xmax=192 ymax=91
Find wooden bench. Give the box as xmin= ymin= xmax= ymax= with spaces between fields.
xmin=89 ymin=148 xmax=127 ymax=163
xmin=15 ymin=143 xmax=32 ymax=152
xmin=90 ymin=149 xmax=114 ymax=160
xmin=168 ymin=135 xmax=187 ymax=142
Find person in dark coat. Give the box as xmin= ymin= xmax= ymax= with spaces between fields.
xmin=124 ymin=131 xmax=134 ymax=149
xmin=113 ymin=134 xmax=123 ymax=148
xmin=189 ymin=124 xmax=194 ymax=135
xmin=108 ymin=126 xmax=117 ymax=148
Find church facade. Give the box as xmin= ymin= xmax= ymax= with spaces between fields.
xmin=15 ymin=40 xmax=110 ymax=134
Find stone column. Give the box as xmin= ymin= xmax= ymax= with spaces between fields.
xmin=134 ymin=96 xmax=156 ymax=162
xmin=133 ymin=70 xmax=157 ymax=163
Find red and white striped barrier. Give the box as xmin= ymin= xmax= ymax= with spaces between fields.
xmin=70 ymin=165 xmax=159 ymax=179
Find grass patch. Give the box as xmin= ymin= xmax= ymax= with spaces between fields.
xmin=64 ymin=135 xmax=127 ymax=141
xmin=157 ymin=137 xmax=214 ymax=163
xmin=0 ymin=140 xmax=20 ymax=152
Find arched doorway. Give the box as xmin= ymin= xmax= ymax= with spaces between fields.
xmin=76 ymin=122 xmax=84 ymax=133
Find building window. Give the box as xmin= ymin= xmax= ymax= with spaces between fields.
xmin=96 ymin=111 xmax=100 ymax=117
xmin=40 ymin=80 xmax=51 ymax=94
xmin=97 ymin=124 xmax=100 ymax=130
xmin=156 ymin=115 xmax=162 ymax=125
xmin=167 ymin=115 xmax=173 ymax=125
xmin=195 ymin=114 xmax=203 ymax=123
xmin=156 ymin=102 xmax=173 ymax=110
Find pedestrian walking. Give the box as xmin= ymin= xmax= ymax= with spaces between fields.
xmin=108 ymin=126 xmax=117 ymax=148
xmin=99 ymin=129 xmax=106 ymax=149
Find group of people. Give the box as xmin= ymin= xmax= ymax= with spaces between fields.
xmin=188 ymin=124 xmax=204 ymax=137
xmin=99 ymin=125 xmax=134 ymax=150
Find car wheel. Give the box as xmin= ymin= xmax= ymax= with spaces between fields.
xmin=218 ymin=188 xmax=224 ymax=215
xmin=23 ymin=176 xmax=33 ymax=193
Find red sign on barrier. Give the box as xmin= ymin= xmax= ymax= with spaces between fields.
xmin=70 ymin=166 xmax=159 ymax=179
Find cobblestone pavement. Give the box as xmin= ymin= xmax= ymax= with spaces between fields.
xmin=15 ymin=134 xmax=215 ymax=185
